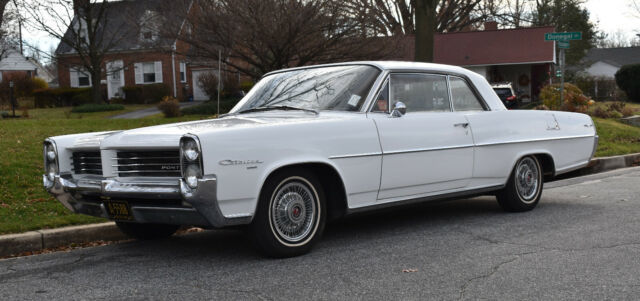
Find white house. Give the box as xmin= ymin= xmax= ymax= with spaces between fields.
xmin=0 ymin=48 xmax=55 ymax=84
xmin=581 ymin=47 xmax=640 ymax=78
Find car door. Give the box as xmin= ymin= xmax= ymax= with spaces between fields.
xmin=369 ymin=73 xmax=475 ymax=201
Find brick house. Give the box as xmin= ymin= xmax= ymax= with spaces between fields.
xmin=55 ymin=0 xmax=213 ymax=101
xmin=393 ymin=24 xmax=556 ymax=102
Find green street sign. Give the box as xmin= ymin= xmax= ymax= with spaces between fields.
xmin=558 ymin=41 xmax=570 ymax=49
xmin=545 ymin=32 xmax=582 ymax=41
xmin=556 ymin=70 xmax=562 ymax=77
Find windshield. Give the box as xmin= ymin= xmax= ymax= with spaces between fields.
xmin=231 ymin=65 xmax=381 ymax=113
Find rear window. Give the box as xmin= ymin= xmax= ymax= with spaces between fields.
xmin=493 ymin=88 xmax=513 ymax=100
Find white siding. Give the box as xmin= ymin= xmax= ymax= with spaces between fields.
xmin=585 ymin=61 xmax=619 ymax=78
xmin=0 ymin=49 xmax=38 ymax=71
xmin=154 ymin=61 xmax=162 ymax=83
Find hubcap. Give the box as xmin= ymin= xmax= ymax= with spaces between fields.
xmin=515 ymin=157 xmax=540 ymax=203
xmin=271 ymin=180 xmax=316 ymax=243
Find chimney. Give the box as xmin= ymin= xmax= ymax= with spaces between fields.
xmin=484 ymin=21 xmax=498 ymax=31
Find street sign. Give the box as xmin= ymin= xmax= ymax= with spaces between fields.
xmin=556 ymin=70 xmax=562 ymax=77
xmin=558 ymin=41 xmax=570 ymax=49
xmin=545 ymin=32 xmax=582 ymax=41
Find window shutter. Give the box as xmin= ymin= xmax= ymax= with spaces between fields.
xmin=154 ymin=61 xmax=163 ymax=83
xmin=180 ymin=62 xmax=186 ymax=82
xmin=70 ymin=69 xmax=79 ymax=88
xmin=134 ymin=63 xmax=143 ymax=84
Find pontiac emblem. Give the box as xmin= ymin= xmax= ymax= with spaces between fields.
xmin=160 ymin=165 xmax=180 ymax=170
xmin=219 ymin=159 xmax=263 ymax=166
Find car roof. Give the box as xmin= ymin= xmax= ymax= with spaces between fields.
xmin=263 ymin=61 xmax=473 ymax=77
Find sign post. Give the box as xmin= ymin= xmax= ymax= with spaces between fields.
xmin=545 ymin=32 xmax=582 ymax=108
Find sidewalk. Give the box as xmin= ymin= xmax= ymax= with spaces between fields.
xmin=109 ymin=101 xmax=204 ymax=119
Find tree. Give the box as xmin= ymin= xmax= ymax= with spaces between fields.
xmin=530 ymin=0 xmax=597 ymax=65
xmin=19 ymin=0 xmax=138 ymax=103
xmin=170 ymin=0 xmax=396 ymax=79
xmin=345 ymin=0 xmax=488 ymax=35
xmin=415 ymin=0 xmax=437 ymax=62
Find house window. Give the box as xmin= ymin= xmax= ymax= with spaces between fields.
xmin=143 ymin=31 xmax=153 ymax=40
xmin=143 ymin=62 xmax=156 ymax=83
xmin=180 ymin=62 xmax=186 ymax=82
xmin=78 ymin=72 xmax=90 ymax=86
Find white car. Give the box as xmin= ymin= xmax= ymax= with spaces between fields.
xmin=43 ymin=61 xmax=598 ymax=257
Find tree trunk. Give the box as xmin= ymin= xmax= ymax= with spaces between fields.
xmin=415 ymin=0 xmax=436 ymax=62
xmin=90 ymin=69 xmax=103 ymax=103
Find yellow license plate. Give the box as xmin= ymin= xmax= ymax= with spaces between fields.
xmin=104 ymin=200 xmax=133 ymax=221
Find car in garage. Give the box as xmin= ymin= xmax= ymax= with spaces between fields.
xmin=43 ymin=61 xmax=598 ymax=257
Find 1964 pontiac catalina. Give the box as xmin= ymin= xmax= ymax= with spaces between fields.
xmin=43 ymin=61 xmax=598 ymax=257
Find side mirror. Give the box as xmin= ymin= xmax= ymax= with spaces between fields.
xmin=390 ymin=101 xmax=406 ymax=118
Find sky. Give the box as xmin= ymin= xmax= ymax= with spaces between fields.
xmin=16 ymin=0 xmax=640 ymax=62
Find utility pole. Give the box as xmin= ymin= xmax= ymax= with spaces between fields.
xmin=559 ymin=47 xmax=564 ymax=108
xmin=217 ymin=49 xmax=221 ymax=117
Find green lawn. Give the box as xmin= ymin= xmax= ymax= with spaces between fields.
xmin=0 ymin=109 xmax=209 ymax=235
xmin=593 ymin=118 xmax=640 ymax=157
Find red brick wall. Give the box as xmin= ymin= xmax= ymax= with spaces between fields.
xmin=57 ymin=50 xmax=195 ymax=100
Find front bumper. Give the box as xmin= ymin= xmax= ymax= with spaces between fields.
xmin=43 ymin=174 xmax=251 ymax=228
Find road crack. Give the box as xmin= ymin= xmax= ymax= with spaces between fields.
xmin=457 ymin=256 xmax=519 ymax=300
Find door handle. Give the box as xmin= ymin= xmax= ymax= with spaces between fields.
xmin=454 ymin=122 xmax=469 ymax=128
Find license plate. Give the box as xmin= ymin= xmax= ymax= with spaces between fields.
xmin=104 ymin=200 xmax=134 ymax=221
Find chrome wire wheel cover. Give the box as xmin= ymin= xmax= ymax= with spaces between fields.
xmin=515 ymin=157 xmax=540 ymax=203
xmin=270 ymin=178 xmax=318 ymax=244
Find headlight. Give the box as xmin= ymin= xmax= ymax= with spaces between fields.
xmin=180 ymin=135 xmax=203 ymax=189
xmin=43 ymin=140 xmax=59 ymax=182
xmin=182 ymin=140 xmax=200 ymax=162
xmin=184 ymin=164 xmax=201 ymax=189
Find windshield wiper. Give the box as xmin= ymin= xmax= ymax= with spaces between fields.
xmin=236 ymin=105 xmax=318 ymax=115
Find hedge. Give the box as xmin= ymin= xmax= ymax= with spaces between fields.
xmin=70 ymin=103 xmax=125 ymax=113
xmin=615 ymin=64 xmax=640 ymax=102
xmin=32 ymin=88 xmax=92 ymax=108
xmin=122 ymin=84 xmax=171 ymax=104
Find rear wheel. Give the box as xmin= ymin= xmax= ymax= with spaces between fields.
xmin=248 ymin=169 xmax=326 ymax=258
xmin=496 ymin=156 xmax=543 ymax=212
xmin=115 ymin=222 xmax=179 ymax=240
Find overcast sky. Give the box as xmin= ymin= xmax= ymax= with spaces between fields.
xmin=18 ymin=0 xmax=640 ymax=62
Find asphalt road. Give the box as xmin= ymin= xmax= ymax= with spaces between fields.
xmin=2 ymin=167 xmax=640 ymax=300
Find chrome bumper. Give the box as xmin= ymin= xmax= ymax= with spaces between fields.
xmin=43 ymin=175 xmax=251 ymax=228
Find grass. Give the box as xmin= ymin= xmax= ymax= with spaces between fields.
xmin=24 ymin=105 xmax=154 ymax=120
xmin=593 ymin=118 xmax=640 ymax=157
xmin=0 ymin=110 xmax=208 ymax=235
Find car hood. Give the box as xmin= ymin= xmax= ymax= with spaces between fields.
xmin=99 ymin=111 xmax=352 ymax=149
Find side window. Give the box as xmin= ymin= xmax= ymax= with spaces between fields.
xmin=371 ymin=80 xmax=389 ymax=113
xmin=450 ymin=77 xmax=484 ymax=111
xmin=389 ymin=74 xmax=450 ymax=113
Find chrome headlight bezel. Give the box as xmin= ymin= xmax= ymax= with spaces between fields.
xmin=43 ymin=139 xmax=59 ymax=183
xmin=180 ymin=134 xmax=203 ymax=189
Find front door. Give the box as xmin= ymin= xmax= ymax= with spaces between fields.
xmin=369 ymin=73 xmax=475 ymax=201
xmin=106 ymin=60 xmax=124 ymax=99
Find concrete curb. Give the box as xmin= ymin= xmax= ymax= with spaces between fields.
xmin=2 ymin=153 xmax=639 ymax=258
xmin=0 ymin=222 xmax=127 ymax=257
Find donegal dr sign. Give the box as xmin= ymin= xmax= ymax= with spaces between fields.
xmin=544 ymin=32 xmax=582 ymax=41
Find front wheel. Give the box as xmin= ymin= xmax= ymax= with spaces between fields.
xmin=496 ymin=155 xmax=543 ymax=212
xmin=248 ymin=169 xmax=326 ymax=258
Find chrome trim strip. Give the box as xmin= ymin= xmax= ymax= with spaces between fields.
xmin=347 ymin=184 xmax=504 ymax=214
xmin=329 ymin=152 xmax=381 ymax=159
xmin=475 ymin=134 xmax=594 ymax=147
xmin=385 ymin=144 xmax=474 ymax=155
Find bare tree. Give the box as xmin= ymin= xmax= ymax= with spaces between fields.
xmin=415 ymin=0 xmax=437 ymax=62
xmin=345 ymin=0 xmax=489 ymax=36
xmin=168 ymin=0 xmax=399 ymax=79
xmin=19 ymin=0 xmax=137 ymax=103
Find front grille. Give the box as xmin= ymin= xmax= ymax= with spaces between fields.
xmin=114 ymin=150 xmax=181 ymax=177
xmin=71 ymin=151 xmax=103 ymax=175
